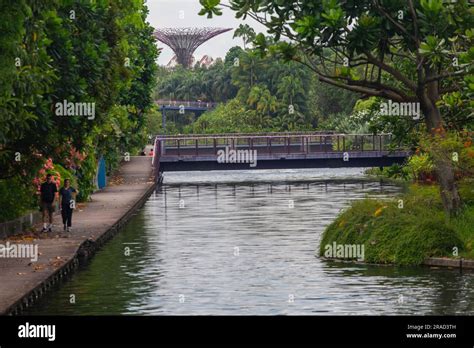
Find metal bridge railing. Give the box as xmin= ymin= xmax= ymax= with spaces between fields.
xmin=154 ymin=133 xmax=406 ymax=158
xmin=155 ymin=100 xmax=218 ymax=108
xmin=156 ymin=131 xmax=337 ymax=139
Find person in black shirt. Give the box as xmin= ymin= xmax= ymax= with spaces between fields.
xmin=59 ymin=179 xmax=78 ymax=234
xmin=40 ymin=174 xmax=57 ymax=232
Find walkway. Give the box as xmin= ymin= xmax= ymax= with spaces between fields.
xmin=0 ymin=156 xmax=155 ymax=314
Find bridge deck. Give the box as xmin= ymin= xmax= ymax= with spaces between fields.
xmin=152 ymin=133 xmax=410 ymax=172
xmin=155 ymin=100 xmax=218 ymax=110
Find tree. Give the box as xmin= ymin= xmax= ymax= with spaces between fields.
xmin=233 ymin=23 xmax=256 ymax=49
xmin=191 ymin=99 xmax=260 ymax=133
xmin=233 ymin=50 xmax=263 ymax=93
xmin=277 ymin=75 xmax=304 ymax=107
xmin=311 ymin=78 xmax=359 ymax=118
xmin=200 ymin=0 xmax=474 ymax=215
xmin=0 ymin=0 xmax=158 ymax=201
xmin=256 ymin=88 xmax=277 ymax=116
xmin=208 ymin=61 xmax=238 ymax=102
xmin=225 ymin=46 xmax=245 ymax=66
xmin=247 ymin=85 xmax=276 ymax=126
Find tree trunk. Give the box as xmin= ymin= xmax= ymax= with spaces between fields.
xmin=419 ymin=83 xmax=462 ymax=215
xmin=435 ymin=156 xmax=462 ymax=215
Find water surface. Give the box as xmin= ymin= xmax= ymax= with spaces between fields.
xmin=27 ymin=169 xmax=474 ymax=315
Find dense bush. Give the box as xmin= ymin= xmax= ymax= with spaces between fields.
xmin=0 ymin=176 xmax=36 ymax=223
xmin=320 ymin=183 xmax=472 ymax=265
xmin=190 ymin=99 xmax=264 ymax=133
xmin=76 ymin=152 xmax=97 ymax=202
xmin=0 ymin=0 xmax=158 ymax=218
xmin=406 ymin=153 xmax=435 ymax=181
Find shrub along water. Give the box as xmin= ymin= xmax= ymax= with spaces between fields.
xmin=319 ymin=181 xmax=474 ymax=265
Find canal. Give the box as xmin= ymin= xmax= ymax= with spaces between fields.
xmin=27 ymin=168 xmax=474 ymax=315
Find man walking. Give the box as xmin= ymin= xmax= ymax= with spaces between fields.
xmin=59 ymin=179 xmax=78 ymax=233
xmin=40 ymin=174 xmax=57 ymax=232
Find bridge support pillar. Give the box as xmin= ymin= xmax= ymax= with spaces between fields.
xmin=162 ymin=108 xmax=166 ymax=132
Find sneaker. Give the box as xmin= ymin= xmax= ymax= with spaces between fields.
xmin=67 ymin=227 xmax=71 ymax=233
xmin=41 ymin=227 xmax=48 ymax=233
xmin=63 ymin=224 xmax=67 ymax=231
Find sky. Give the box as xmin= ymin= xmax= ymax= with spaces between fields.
xmin=145 ymin=0 xmax=267 ymax=66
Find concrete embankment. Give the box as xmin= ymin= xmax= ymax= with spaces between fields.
xmin=0 ymin=156 xmax=156 ymax=315
xmin=423 ymin=257 xmax=474 ymax=270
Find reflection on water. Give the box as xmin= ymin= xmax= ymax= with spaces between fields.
xmin=27 ymin=169 xmax=474 ymax=315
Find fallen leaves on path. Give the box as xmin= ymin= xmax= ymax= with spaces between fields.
xmin=33 ymin=264 xmax=46 ymax=272
xmin=109 ymin=175 xmax=124 ymax=186
xmin=7 ymin=235 xmax=36 ymax=243
xmin=49 ymin=257 xmax=64 ymax=268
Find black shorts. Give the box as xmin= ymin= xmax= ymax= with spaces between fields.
xmin=41 ymin=201 xmax=54 ymax=214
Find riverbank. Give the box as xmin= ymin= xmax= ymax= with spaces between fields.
xmin=0 ymin=156 xmax=155 ymax=315
xmin=319 ymin=180 xmax=474 ymax=266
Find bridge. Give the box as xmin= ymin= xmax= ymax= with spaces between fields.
xmin=152 ymin=132 xmax=410 ymax=175
xmin=155 ymin=100 xmax=218 ymax=130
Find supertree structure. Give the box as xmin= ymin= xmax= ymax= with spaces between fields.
xmin=154 ymin=27 xmax=232 ymax=68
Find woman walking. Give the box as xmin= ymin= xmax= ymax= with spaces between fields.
xmin=59 ymin=179 xmax=78 ymax=234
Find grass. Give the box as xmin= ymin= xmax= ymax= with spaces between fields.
xmin=319 ymin=179 xmax=474 ymax=265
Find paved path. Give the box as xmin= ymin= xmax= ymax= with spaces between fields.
xmin=0 ymin=156 xmax=155 ymax=314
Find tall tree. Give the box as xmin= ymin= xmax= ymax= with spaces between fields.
xmin=200 ymin=0 xmax=474 ymax=215
xmin=233 ymin=23 xmax=256 ymax=49
xmin=0 ymin=0 xmax=158 ymax=192
xmin=277 ymin=75 xmax=304 ymax=107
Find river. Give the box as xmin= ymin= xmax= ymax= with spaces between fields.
xmin=27 ymin=168 xmax=474 ymax=315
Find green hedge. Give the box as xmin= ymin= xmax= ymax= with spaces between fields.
xmin=0 ymin=176 xmax=36 ymax=223
xmin=319 ymin=183 xmax=473 ymax=265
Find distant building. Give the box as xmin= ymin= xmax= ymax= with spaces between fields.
xmin=198 ymin=55 xmax=215 ymax=67
xmin=165 ymin=54 xmax=216 ymax=69
xmin=166 ymin=55 xmax=187 ymax=68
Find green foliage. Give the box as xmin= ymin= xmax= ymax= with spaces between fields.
xmin=449 ymin=205 xmax=474 ymax=259
xmin=198 ymin=0 xmax=222 ymax=18
xmin=0 ymin=176 xmax=36 ymax=223
xmin=191 ymin=99 xmax=261 ymax=133
xmin=320 ymin=112 xmax=370 ymax=134
xmin=406 ymin=153 xmax=434 ymax=180
xmin=0 ymin=0 xmax=57 ymax=180
xmin=95 ymin=105 xmax=147 ymax=173
xmin=366 ymin=163 xmax=411 ymax=181
xmin=155 ymin=58 xmax=237 ymax=103
xmin=155 ymin=46 xmax=323 ymax=132
xmin=54 ymin=163 xmax=77 ymax=189
xmin=0 ymin=0 xmax=158 ymax=213
xmin=320 ymin=183 xmax=471 ymax=265
xmin=76 ymin=152 xmax=97 ymax=202
xmin=144 ymin=108 xmax=163 ymax=139
xmin=199 ymin=0 xmax=473 ymax=137
xmin=419 ymin=130 xmax=474 ymax=178
xmin=230 ymin=50 xmax=317 ymax=130
xmin=198 ymin=3 xmax=473 ymax=224
xmin=233 ymin=24 xmax=256 ymax=49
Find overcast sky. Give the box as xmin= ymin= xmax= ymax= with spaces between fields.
xmin=146 ymin=0 xmax=267 ymax=65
